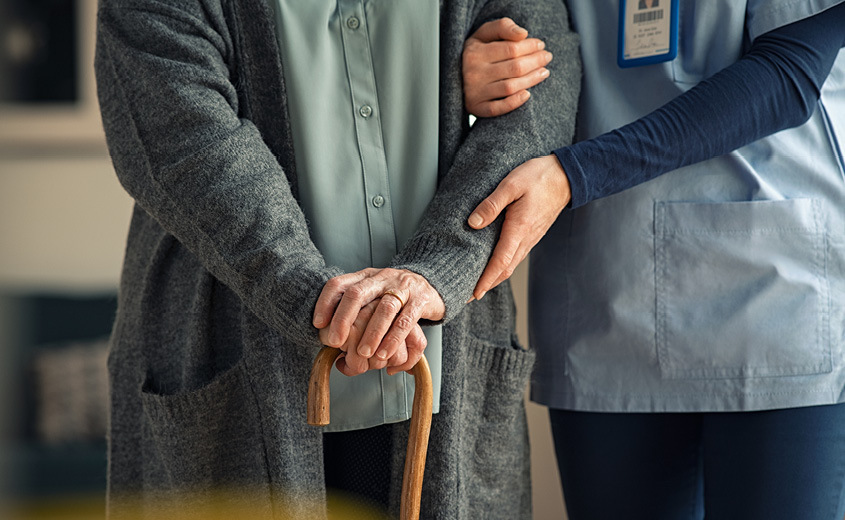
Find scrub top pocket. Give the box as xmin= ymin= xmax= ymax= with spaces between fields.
xmin=670 ymin=0 xmax=744 ymax=86
xmin=654 ymin=198 xmax=832 ymax=380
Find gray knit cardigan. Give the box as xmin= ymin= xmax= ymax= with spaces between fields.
xmin=95 ymin=0 xmax=579 ymax=518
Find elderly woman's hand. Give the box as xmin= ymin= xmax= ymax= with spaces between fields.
xmin=313 ymin=268 xmax=445 ymax=374
xmin=318 ymin=298 xmax=428 ymax=377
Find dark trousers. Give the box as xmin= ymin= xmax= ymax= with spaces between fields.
xmin=323 ymin=423 xmax=393 ymax=518
xmin=550 ymin=403 xmax=845 ymax=520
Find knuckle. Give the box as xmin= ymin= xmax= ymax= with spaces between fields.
xmin=508 ymin=60 xmax=526 ymax=76
xmin=505 ymin=96 xmax=524 ymax=111
xmin=502 ymin=175 xmax=523 ymax=193
xmin=390 ymin=349 xmax=408 ymax=367
xmin=345 ymin=285 xmax=366 ymax=301
xmin=462 ymin=49 xmax=480 ymax=67
xmin=495 ymin=17 xmax=513 ymax=29
xmin=398 ymin=270 xmax=417 ymax=288
xmin=411 ymin=333 xmax=428 ymax=350
xmin=383 ymin=267 xmax=401 ymax=279
xmin=369 ymin=358 xmax=387 ymax=371
xmin=480 ymin=197 xmax=500 ymax=217
xmin=380 ymin=335 xmax=399 ymax=353
xmin=495 ymin=250 xmax=515 ymax=267
xmin=501 ymin=79 xmax=520 ymax=97
xmin=394 ymin=314 xmax=415 ymax=331
xmin=381 ymin=297 xmax=402 ymax=314
xmin=509 ymin=213 xmax=531 ymax=228
xmin=504 ymin=42 xmax=520 ymax=59
xmin=487 ymin=106 xmax=506 ymax=118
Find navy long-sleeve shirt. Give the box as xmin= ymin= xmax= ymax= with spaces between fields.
xmin=557 ymin=2 xmax=845 ymax=209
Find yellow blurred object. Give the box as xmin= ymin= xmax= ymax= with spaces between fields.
xmin=3 ymin=494 xmax=105 ymax=520
xmin=3 ymin=489 xmax=391 ymax=520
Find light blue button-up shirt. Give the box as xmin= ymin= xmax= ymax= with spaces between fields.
xmin=531 ymin=0 xmax=845 ymax=413
xmin=269 ymin=0 xmax=441 ymax=431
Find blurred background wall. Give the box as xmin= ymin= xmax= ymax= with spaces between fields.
xmin=0 ymin=0 xmax=566 ymax=518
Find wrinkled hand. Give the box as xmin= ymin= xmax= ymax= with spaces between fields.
xmin=313 ymin=268 xmax=445 ymax=376
xmin=463 ymin=17 xmax=553 ymax=118
xmin=468 ymin=154 xmax=571 ymax=299
xmin=318 ymin=299 xmax=428 ymax=377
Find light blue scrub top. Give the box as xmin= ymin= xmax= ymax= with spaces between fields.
xmin=269 ymin=0 xmax=441 ymax=431
xmin=531 ymin=0 xmax=845 ymax=413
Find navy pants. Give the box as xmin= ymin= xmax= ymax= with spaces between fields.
xmin=550 ymin=404 xmax=845 ymax=520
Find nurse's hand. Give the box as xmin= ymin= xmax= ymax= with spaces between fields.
xmin=318 ymin=298 xmax=428 ymax=377
xmin=468 ymin=154 xmax=571 ymax=299
xmin=313 ymin=268 xmax=445 ymax=375
xmin=463 ymin=18 xmax=553 ymax=117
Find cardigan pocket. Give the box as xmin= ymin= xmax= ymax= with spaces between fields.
xmin=655 ymin=199 xmax=832 ymax=380
xmin=139 ymin=359 xmax=274 ymax=514
xmin=460 ymin=334 xmax=534 ymax=518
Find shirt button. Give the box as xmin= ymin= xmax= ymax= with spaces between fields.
xmin=372 ymin=195 xmax=385 ymax=208
xmin=347 ymin=16 xmax=360 ymax=30
xmin=359 ymin=105 xmax=373 ymax=118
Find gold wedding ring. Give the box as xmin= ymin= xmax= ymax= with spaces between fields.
xmin=382 ymin=290 xmax=406 ymax=309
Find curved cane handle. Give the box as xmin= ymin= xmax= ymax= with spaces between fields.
xmin=307 ymin=347 xmax=433 ymax=520
xmin=307 ymin=347 xmax=343 ymax=426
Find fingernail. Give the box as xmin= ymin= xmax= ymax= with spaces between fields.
xmin=359 ymin=345 xmax=373 ymax=358
xmin=540 ymin=68 xmax=550 ymax=78
xmin=376 ymin=350 xmax=388 ymax=361
xmin=512 ymin=25 xmax=527 ymax=35
xmin=466 ymin=297 xmax=476 ymax=304
xmin=538 ymin=41 xmax=546 ymax=50
xmin=313 ymin=314 xmax=323 ymax=327
xmin=520 ymin=90 xmax=531 ymax=101
xmin=545 ymin=51 xmax=553 ymax=62
xmin=468 ymin=213 xmax=483 ymax=228
xmin=478 ymin=291 xmax=487 ymax=300
xmin=328 ymin=332 xmax=340 ymax=345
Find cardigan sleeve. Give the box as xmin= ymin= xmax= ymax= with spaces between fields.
xmin=390 ymin=0 xmax=582 ymax=321
xmin=95 ymin=2 xmax=341 ymax=347
xmin=559 ymin=1 xmax=845 ymax=209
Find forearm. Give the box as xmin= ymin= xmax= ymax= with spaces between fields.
xmin=561 ymin=2 xmax=845 ymax=209
xmin=391 ymin=0 xmax=581 ymax=320
xmin=97 ymin=4 xmax=340 ymax=346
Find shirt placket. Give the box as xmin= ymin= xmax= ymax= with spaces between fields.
xmin=337 ymin=0 xmax=397 ymax=267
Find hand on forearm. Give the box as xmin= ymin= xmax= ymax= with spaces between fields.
xmin=313 ymin=268 xmax=444 ymax=374
xmin=463 ymin=18 xmax=552 ymax=118
xmin=468 ymin=154 xmax=571 ymax=299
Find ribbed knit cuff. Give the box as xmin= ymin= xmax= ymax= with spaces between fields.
xmin=391 ymin=234 xmax=482 ymax=323
xmin=255 ymin=264 xmax=345 ymax=347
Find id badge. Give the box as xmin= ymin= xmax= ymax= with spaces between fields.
xmin=618 ymin=0 xmax=678 ymax=68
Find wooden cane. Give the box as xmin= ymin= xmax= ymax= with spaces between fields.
xmin=307 ymin=347 xmax=433 ymax=520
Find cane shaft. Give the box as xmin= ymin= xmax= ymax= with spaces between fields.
xmin=306 ymin=346 xmax=432 ymax=520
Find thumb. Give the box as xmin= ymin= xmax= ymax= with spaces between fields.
xmin=470 ymin=17 xmax=528 ymax=44
xmin=468 ymin=181 xmax=517 ymax=230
